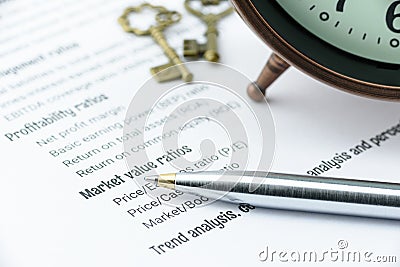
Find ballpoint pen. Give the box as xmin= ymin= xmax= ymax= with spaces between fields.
xmin=145 ymin=171 xmax=400 ymax=220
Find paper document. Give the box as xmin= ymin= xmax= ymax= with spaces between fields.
xmin=1 ymin=1 xmax=399 ymax=267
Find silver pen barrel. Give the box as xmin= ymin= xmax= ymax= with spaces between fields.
xmin=154 ymin=171 xmax=400 ymax=220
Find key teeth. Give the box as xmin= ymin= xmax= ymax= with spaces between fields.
xmin=151 ymin=62 xmax=184 ymax=82
xmin=183 ymin=39 xmax=200 ymax=58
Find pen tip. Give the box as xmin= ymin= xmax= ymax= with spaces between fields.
xmin=144 ymin=175 xmax=159 ymax=184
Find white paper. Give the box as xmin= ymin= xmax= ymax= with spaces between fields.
xmin=1 ymin=1 xmax=400 ymax=267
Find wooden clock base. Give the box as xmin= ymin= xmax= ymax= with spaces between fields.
xmin=247 ymin=53 xmax=290 ymax=101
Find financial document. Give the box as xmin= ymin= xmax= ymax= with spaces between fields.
xmin=1 ymin=1 xmax=400 ymax=266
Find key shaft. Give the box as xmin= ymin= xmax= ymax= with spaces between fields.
xmin=183 ymin=0 xmax=233 ymax=62
xmin=150 ymin=27 xmax=193 ymax=82
xmin=203 ymin=15 xmax=219 ymax=62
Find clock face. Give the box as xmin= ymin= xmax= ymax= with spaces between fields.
xmin=276 ymin=0 xmax=400 ymax=64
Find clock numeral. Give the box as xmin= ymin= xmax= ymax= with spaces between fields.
xmin=336 ymin=0 xmax=346 ymax=12
xmin=386 ymin=1 xmax=400 ymax=33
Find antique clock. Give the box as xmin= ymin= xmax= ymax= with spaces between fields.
xmin=231 ymin=0 xmax=400 ymax=101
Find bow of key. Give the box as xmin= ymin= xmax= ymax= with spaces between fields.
xmin=119 ymin=3 xmax=193 ymax=82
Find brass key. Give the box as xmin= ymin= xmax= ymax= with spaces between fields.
xmin=118 ymin=3 xmax=193 ymax=82
xmin=184 ymin=0 xmax=233 ymax=62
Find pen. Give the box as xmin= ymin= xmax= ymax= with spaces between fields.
xmin=145 ymin=171 xmax=400 ymax=220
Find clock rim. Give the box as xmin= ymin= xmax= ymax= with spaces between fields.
xmin=231 ymin=0 xmax=400 ymax=100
